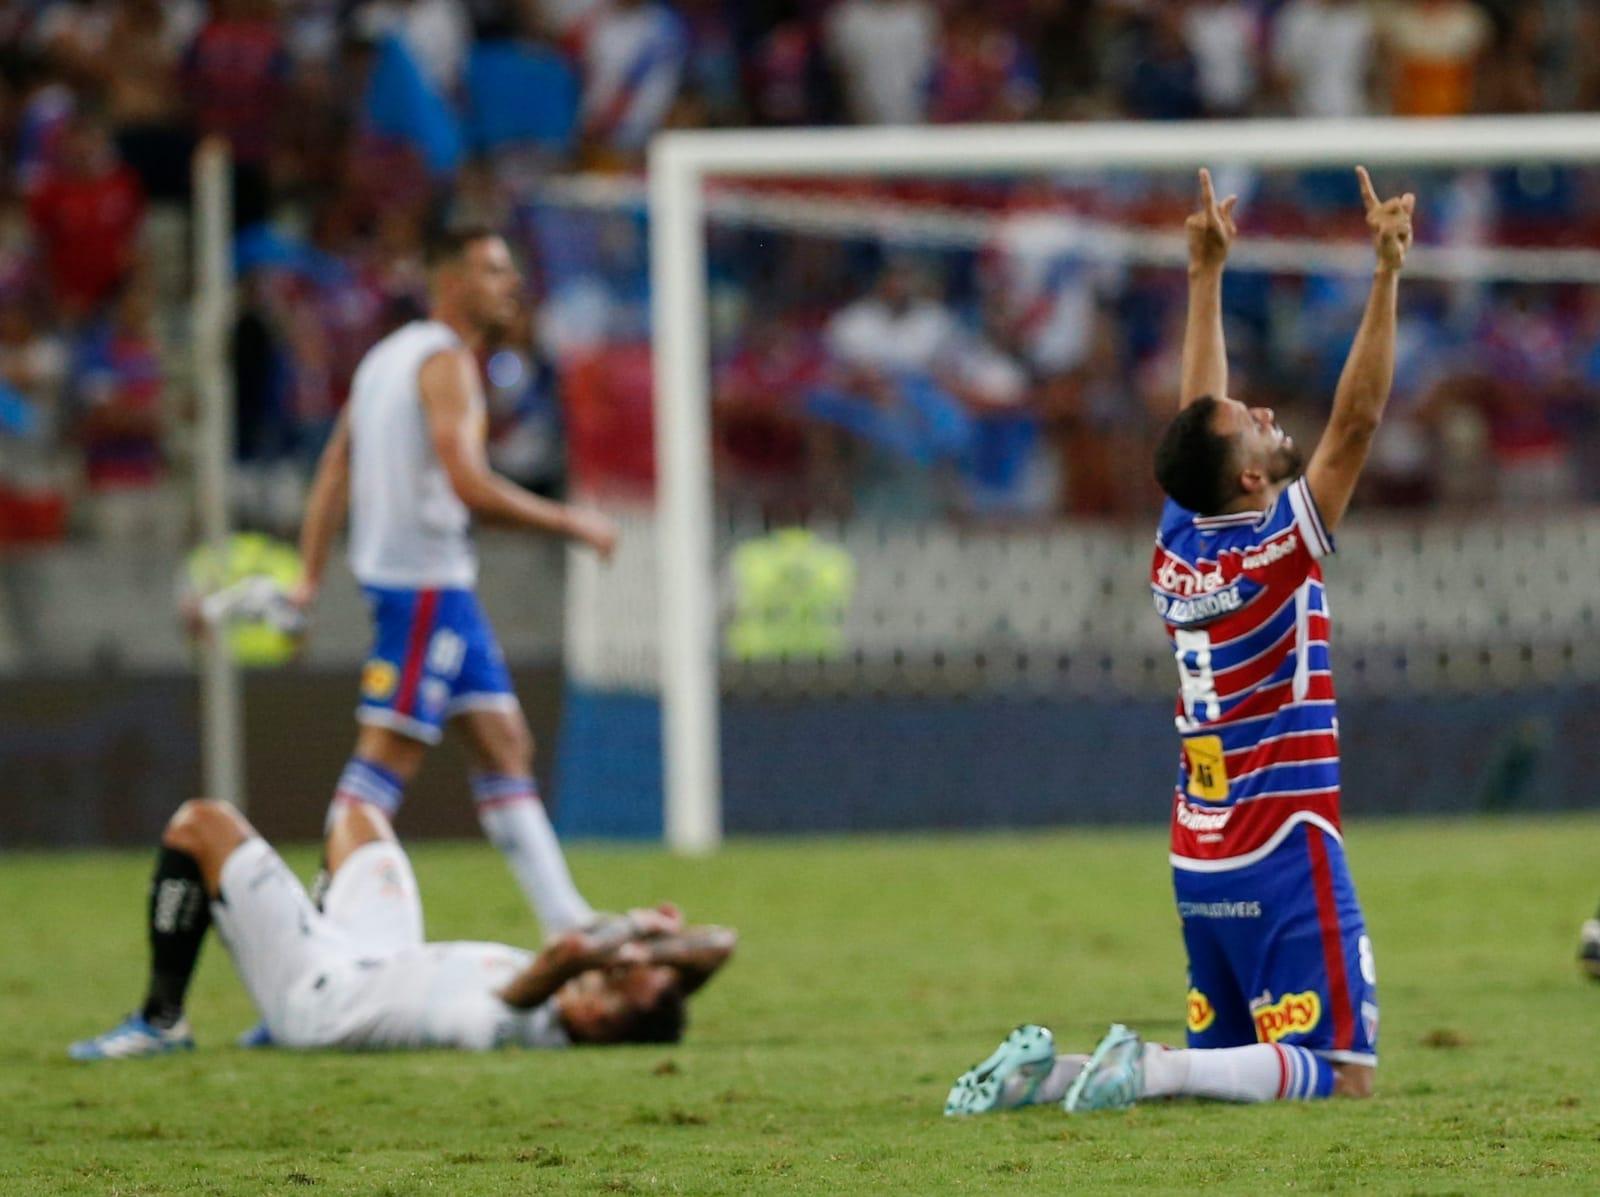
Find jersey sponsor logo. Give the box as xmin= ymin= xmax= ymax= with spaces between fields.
xmin=1154 ymin=551 xmax=1226 ymax=597
xmin=1178 ymin=900 xmax=1262 ymax=919
xmin=427 ymin=629 xmax=466 ymax=679
xmin=1183 ymin=735 xmax=1229 ymax=802
xmin=1251 ymin=990 xmax=1322 ymax=1044
xmin=1240 ymin=532 xmax=1298 ymax=572
xmin=362 ymin=660 xmax=398 ymax=701
xmin=1175 ymin=796 xmax=1232 ymax=833
xmin=420 ymin=677 xmax=450 ymax=716
xmin=1186 ymin=989 xmax=1215 ymax=1033
xmin=1156 ymin=584 xmax=1245 ymax=625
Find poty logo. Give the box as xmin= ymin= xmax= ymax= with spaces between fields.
xmin=1186 ymin=989 xmax=1215 ymax=1033
xmin=1251 ymin=990 xmax=1322 ymax=1044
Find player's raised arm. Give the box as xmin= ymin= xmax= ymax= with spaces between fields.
xmin=1179 ymin=167 xmax=1238 ymax=410
xmin=294 ymin=406 xmax=352 ymax=611
xmin=419 ymin=347 xmax=618 ymax=559
xmin=1304 ymin=166 xmax=1414 ymax=534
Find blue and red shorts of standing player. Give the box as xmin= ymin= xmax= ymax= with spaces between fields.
xmin=354 ymin=586 xmax=517 ymax=744
xmin=1176 ymin=820 xmax=1378 ymax=1067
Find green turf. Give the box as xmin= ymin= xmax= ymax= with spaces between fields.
xmin=5 ymin=815 xmax=1600 ymax=1194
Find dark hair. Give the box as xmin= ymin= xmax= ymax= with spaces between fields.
xmin=1153 ymin=395 xmax=1238 ymax=515
xmin=619 ymin=983 xmax=687 ymax=1045
xmin=424 ymin=225 xmax=500 ymax=269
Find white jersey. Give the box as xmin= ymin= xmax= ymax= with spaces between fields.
xmin=214 ymin=838 xmax=570 ymax=1052
xmin=347 ymin=320 xmax=478 ymax=589
xmin=312 ymin=942 xmax=571 ymax=1052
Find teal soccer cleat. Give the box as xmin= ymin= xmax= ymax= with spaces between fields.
xmin=944 ymin=1024 xmax=1056 ymax=1116
xmin=1063 ymin=1023 xmax=1144 ymax=1112
xmin=69 ymin=1013 xmax=195 ymax=1061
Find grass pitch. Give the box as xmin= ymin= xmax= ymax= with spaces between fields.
xmin=5 ymin=815 xmax=1600 ymax=1194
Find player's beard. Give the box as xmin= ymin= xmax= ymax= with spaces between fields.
xmin=1271 ymin=440 xmax=1305 ymax=483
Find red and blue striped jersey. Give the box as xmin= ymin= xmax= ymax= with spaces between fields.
xmin=1151 ymin=476 xmax=1339 ymax=872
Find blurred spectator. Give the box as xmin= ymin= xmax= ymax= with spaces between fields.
xmin=1380 ymin=0 xmax=1492 ymax=118
xmin=1182 ymin=0 xmax=1260 ymax=118
xmin=579 ymin=0 xmax=689 ymax=161
xmin=825 ymin=0 xmax=938 ymax=125
xmin=184 ymin=0 xmax=289 ymax=224
xmin=101 ymin=0 xmax=197 ymax=203
xmin=1271 ymin=0 xmax=1376 ymax=117
xmin=927 ymin=2 xmax=1039 ymax=124
xmin=746 ymin=4 xmax=836 ymax=126
xmin=462 ymin=31 xmax=581 ymax=167
xmin=26 ymin=108 xmax=144 ymax=321
xmin=70 ymin=281 xmax=176 ymax=541
xmin=714 ymin=315 xmax=824 ymax=515
xmin=358 ymin=0 xmax=474 ymax=96
xmin=0 ymin=298 xmax=68 ymax=427
xmin=1119 ymin=9 xmax=1203 ymax=121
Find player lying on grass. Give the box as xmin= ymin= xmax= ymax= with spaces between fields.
xmin=947 ymin=165 xmax=1412 ymax=1115
xmin=69 ymin=799 xmax=736 ymax=1057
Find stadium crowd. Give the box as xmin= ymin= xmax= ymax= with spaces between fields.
xmin=1 ymin=0 xmax=1600 ymax=539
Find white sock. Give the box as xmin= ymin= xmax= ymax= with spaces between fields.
xmin=472 ymin=776 xmax=595 ymax=934
xmin=1139 ymin=1043 xmax=1331 ymax=1103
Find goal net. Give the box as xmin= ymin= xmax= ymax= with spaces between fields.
xmin=533 ymin=118 xmax=1600 ymax=850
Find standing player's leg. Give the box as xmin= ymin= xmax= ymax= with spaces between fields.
xmin=69 ymin=800 xmax=250 ymax=1058
xmin=442 ymin=587 xmax=596 ymax=935
xmin=452 ymin=703 xmax=596 ymax=935
xmin=322 ymin=586 xmax=457 ymax=836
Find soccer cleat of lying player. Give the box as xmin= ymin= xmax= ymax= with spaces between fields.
xmin=69 ymin=798 xmax=735 ymax=1057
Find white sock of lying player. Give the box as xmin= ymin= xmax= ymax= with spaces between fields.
xmin=1139 ymin=1042 xmax=1334 ymax=1102
xmin=472 ymin=774 xmax=595 ymax=934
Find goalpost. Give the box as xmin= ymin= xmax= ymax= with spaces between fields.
xmin=646 ymin=114 xmax=1600 ymax=855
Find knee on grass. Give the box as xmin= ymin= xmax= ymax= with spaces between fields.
xmin=1333 ymin=1063 xmax=1374 ymax=1099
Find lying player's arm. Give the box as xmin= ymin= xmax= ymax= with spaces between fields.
xmin=294 ymin=406 xmax=352 ymax=609
xmin=497 ymin=931 xmax=629 ymax=1010
xmin=634 ymin=925 xmax=738 ymax=996
xmin=1179 ymin=167 xmax=1238 ymax=410
xmin=1304 ymin=167 xmax=1414 ymax=534
xmin=419 ymin=348 xmax=618 ymax=560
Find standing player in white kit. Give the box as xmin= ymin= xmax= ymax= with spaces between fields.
xmin=293 ymin=226 xmax=618 ymax=938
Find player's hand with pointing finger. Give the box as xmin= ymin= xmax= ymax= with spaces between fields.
xmin=1186 ymin=167 xmax=1238 ymax=272
xmin=1355 ymin=165 xmax=1414 ymax=273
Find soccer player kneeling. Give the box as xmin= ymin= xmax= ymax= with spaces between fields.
xmin=69 ymin=799 xmax=734 ymax=1058
xmin=948 ymin=166 xmax=1411 ymax=1114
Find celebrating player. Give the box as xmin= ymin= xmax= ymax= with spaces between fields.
xmin=68 ymin=798 xmax=736 ymax=1058
xmin=294 ymin=227 xmax=618 ymax=938
xmin=947 ymin=166 xmax=1413 ymax=1114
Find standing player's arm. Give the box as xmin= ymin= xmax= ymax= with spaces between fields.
xmin=419 ymin=348 xmax=618 ymax=559
xmin=1304 ymin=166 xmax=1414 ymax=534
xmin=294 ymin=406 xmax=352 ymax=609
xmin=1179 ymin=167 xmax=1238 ymax=410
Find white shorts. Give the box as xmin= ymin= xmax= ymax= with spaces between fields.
xmin=211 ymin=837 xmax=424 ymax=1046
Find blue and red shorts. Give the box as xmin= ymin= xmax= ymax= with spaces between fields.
xmin=355 ymin=586 xmax=517 ymax=744
xmin=1175 ymin=820 xmax=1378 ymax=1065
